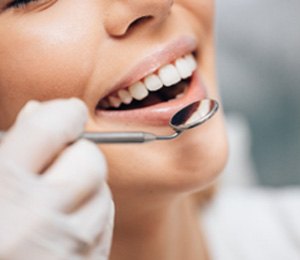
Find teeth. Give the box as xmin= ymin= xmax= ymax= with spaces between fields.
xmin=144 ymin=74 xmax=163 ymax=91
xmin=175 ymin=93 xmax=184 ymax=99
xmin=108 ymin=96 xmax=122 ymax=108
xmin=129 ymin=81 xmax=149 ymax=100
xmin=175 ymin=58 xmax=192 ymax=79
xmin=100 ymin=53 xmax=198 ymax=109
xmin=158 ymin=64 xmax=181 ymax=87
xmin=99 ymin=99 xmax=110 ymax=108
xmin=118 ymin=89 xmax=133 ymax=104
xmin=185 ymin=54 xmax=197 ymax=71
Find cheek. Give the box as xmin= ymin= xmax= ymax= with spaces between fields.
xmin=177 ymin=0 xmax=214 ymax=24
xmin=0 ymin=16 xmax=97 ymax=128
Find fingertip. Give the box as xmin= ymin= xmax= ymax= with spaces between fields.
xmin=23 ymin=100 xmax=41 ymax=110
xmin=16 ymin=100 xmax=41 ymax=122
xmin=1 ymin=99 xmax=91 ymax=173
xmin=68 ymin=98 xmax=89 ymax=121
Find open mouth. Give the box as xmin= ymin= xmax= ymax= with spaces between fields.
xmin=96 ymin=53 xmax=197 ymax=111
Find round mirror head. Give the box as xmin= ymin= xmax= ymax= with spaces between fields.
xmin=169 ymin=99 xmax=219 ymax=132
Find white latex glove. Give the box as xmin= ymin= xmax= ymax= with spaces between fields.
xmin=0 ymin=99 xmax=114 ymax=260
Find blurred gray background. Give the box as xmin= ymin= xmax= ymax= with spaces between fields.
xmin=215 ymin=0 xmax=300 ymax=186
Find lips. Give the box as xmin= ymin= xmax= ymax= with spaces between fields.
xmin=97 ymin=53 xmax=197 ymax=110
xmin=94 ymin=37 xmax=207 ymax=126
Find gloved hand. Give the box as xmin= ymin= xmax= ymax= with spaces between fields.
xmin=0 ymin=99 xmax=114 ymax=260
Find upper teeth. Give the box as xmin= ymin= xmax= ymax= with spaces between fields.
xmin=99 ymin=53 xmax=197 ymax=108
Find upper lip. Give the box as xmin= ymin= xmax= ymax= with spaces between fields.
xmin=97 ymin=36 xmax=197 ymax=103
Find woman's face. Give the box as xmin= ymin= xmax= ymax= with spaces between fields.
xmin=0 ymin=0 xmax=227 ymax=199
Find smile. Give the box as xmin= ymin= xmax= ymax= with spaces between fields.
xmin=94 ymin=37 xmax=207 ymax=126
xmin=97 ymin=54 xmax=197 ymax=110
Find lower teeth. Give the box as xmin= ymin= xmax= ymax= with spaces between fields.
xmin=175 ymin=93 xmax=184 ymax=99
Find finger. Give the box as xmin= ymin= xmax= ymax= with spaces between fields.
xmin=15 ymin=100 xmax=41 ymax=123
xmin=0 ymin=98 xmax=88 ymax=173
xmin=43 ymin=139 xmax=107 ymax=212
xmin=68 ymin=184 xmax=114 ymax=248
xmin=88 ymin=193 xmax=115 ymax=260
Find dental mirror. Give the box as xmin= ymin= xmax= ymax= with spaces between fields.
xmin=81 ymin=98 xmax=219 ymax=143
xmin=0 ymin=99 xmax=218 ymax=144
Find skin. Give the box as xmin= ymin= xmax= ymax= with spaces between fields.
xmin=0 ymin=0 xmax=228 ymax=259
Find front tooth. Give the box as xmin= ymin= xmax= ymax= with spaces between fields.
xmin=175 ymin=58 xmax=192 ymax=79
xmin=158 ymin=64 xmax=181 ymax=87
xmin=129 ymin=81 xmax=149 ymax=100
xmin=108 ymin=96 xmax=122 ymax=108
xmin=118 ymin=89 xmax=133 ymax=104
xmin=144 ymin=74 xmax=163 ymax=91
xmin=184 ymin=54 xmax=197 ymax=71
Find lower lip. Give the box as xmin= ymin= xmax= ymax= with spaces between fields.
xmin=95 ymin=71 xmax=207 ymax=126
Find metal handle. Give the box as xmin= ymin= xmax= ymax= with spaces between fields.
xmin=0 ymin=131 xmax=178 ymax=144
xmin=81 ymin=132 xmax=158 ymax=143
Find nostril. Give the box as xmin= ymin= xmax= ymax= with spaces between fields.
xmin=127 ymin=15 xmax=153 ymax=33
xmin=105 ymin=0 xmax=173 ymax=37
xmin=106 ymin=15 xmax=153 ymax=38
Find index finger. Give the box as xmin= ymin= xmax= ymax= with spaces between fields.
xmin=0 ymin=98 xmax=88 ymax=174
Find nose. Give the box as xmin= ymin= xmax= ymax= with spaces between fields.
xmin=103 ymin=0 xmax=173 ymax=37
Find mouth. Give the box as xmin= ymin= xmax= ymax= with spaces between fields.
xmin=94 ymin=37 xmax=207 ymax=126
xmin=96 ymin=53 xmax=197 ymax=111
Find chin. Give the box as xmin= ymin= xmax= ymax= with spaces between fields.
xmin=102 ymin=110 xmax=228 ymax=198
